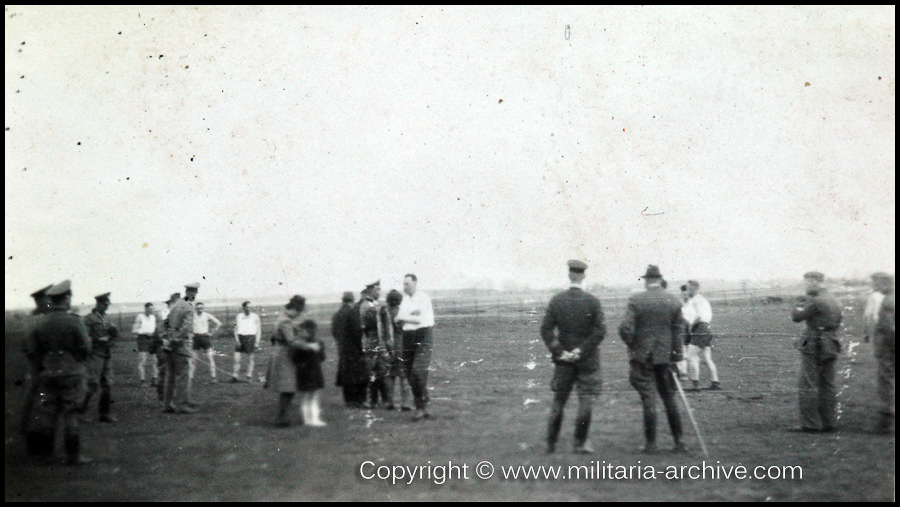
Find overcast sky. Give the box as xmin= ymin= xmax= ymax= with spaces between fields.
xmin=4 ymin=5 xmax=895 ymax=309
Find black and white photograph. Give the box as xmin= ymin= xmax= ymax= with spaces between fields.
xmin=4 ymin=5 xmax=895 ymax=501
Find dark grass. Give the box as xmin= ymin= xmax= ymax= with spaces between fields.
xmin=5 ymin=294 xmax=894 ymax=501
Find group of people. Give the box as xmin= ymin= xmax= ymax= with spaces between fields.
xmin=539 ymin=261 xmax=895 ymax=455
xmin=329 ymin=274 xmax=436 ymax=421
xmin=17 ymin=262 xmax=894 ymax=465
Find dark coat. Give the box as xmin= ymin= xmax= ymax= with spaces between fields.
xmin=619 ymin=287 xmax=685 ymax=365
xmin=540 ymin=287 xmax=606 ymax=371
xmin=791 ymin=289 xmax=843 ymax=359
xmin=333 ymin=302 xmax=367 ymax=386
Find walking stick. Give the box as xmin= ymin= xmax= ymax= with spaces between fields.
xmin=671 ymin=369 xmax=710 ymax=458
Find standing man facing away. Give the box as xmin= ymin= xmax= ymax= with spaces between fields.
xmin=23 ymin=280 xmax=93 ymax=465
xmin=231 ymin=301 xmax=262 ymax=383
xmin=396 ymin=273 xmax=436 ymax=421
xmin=540 ymin=260 xmax=606 ymax=454
xmin=868 ymin=272 xmax=894 ymax=434
xmin=334 ymin=291 xmax=368 ymax=407
xmin=81 ymin=292 xmax=119 ymax=423
xmin=191 ymin=301 xmax=222 ymax=384
xmin=682 ymin=280 xmax=720 ymax=391
xmin=790 ymin=271 xmax=843 ymax=433
xmin=619 ymin=265 xmax=687 ymax=454
xmin=163 ymin=283 xmax=199 ymax=414
xmin=133 ymin=303 xmax=158 ymax=386
xmin=19 ymin=284 xmax=53 ymax=435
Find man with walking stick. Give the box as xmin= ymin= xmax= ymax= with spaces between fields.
xmin=619 ymin=265 xmax=687 ymax=454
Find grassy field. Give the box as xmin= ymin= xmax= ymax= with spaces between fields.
xmin=4 ymin=291 xmax=894 ymax=501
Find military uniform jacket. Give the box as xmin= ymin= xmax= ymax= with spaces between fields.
xmin=618 ymin=287 xmax=685 ymax=365
xmin=540 ymin=287 xmax=606 ymax=371
xmin=166 ymin=299 xmax=195 ymax=353
xmin=26 ymin=307 xmax=91 ymax=378
xmin=791 ymin=289 xmax=843 ymax=359
xmin=83 ymin=309 xmax=118 ymax=358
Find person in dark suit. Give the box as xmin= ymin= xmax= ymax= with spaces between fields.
xmin=619 ymin=265 xmax=686 ymax=454
xmin=333 ymin=291 xmax=367 ymax=407
xmin=540 ymin=260 xmax=606 ymax=454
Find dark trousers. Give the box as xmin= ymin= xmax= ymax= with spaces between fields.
xmin=547 ymin=391 xmax=594 ymax=448
xmin=799 ymin=353 xmax=837 ymax=430
xmin=402 ymin=327 xmax=433 ymax=410
xmin=342 ymin=385 xmax=367 ymax=406
xmin=629 ymin=361 xmax=683 ymax=445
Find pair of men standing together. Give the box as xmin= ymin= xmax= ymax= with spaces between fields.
xmin=333 ymin=274 xmax=435 ymax=421
xmin=541 ymin=262 xmax=687 ymax=454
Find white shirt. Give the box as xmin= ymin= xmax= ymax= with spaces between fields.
xmin=864 ymin=291 xmax=886 ymax=337
xmin=235 ymin=312 xmax=261 ymax=337
xmin=132 ymin=313 xmax=157 ymax=335
xmin=396 ymin=290 xmax=435 ymax=331
xmin=682 ymin=294 xmax=713 ymax=325
xmin=194 ymin=311 xmax=222 ymax=335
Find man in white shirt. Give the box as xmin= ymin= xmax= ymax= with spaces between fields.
xmin=231 ymin=301 xmax=262 ymax=382
xmin=864 ymin=275 xmax=887 ymax=344
xmin=395 ymin=273 xmax=436 ymax=421
xmin=682 ymin=280 xmax=720 ymax=390
xmin=133 ymin=303 xmax=158 ymax=386
xmin=191 ymin=302 xmax=222 ymax=384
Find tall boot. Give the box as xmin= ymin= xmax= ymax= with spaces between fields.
xmin=79 ymin=392 xmax=94 ymax=415
xmin=64 ymin=433 xmax=92 ymax=465
xmin=546 ymin=398 xmax=565 ymax=453
xmin=641 ymin=401 xmax=658 ymax=453
xmin=573 ymin=396 xmax=593 ymax=452
xmin=98 ymin=392 xmax=117 ymax=423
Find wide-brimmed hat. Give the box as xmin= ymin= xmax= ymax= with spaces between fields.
xmin=285 ymin=295 xmax=306 ymax=312
xmin=640 ymin=265 xmax=663 ymax=279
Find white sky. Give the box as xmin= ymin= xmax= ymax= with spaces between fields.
xmin=4 ymin=5 xmax=895 ymax=309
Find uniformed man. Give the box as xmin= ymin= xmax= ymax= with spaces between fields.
xmin=19 ymin=284 xmax=54 ymax=435
xmin=155 ymin=293 xmax=180 ymax=401
xmin=790 ymin=271 xmax=843 ymax=433
xmin=334 ymin=291 xmax=367 ymax=407
xmin=619 ymin=265 xmax=686 ymax=454
xmin=163 ymin=283 xmax=199 ymax=413
xmin=359 ymin=281 xmax=393 ymax=408
xmin=869 ymin=273 xmax=894 ymax=434
xmin=23 ymin=280 xmax=93 ymax=465
xmin=81 ymin=292 xmax=119 ymax=423
xmin=541 ymin=260 xmax=606 ymax=454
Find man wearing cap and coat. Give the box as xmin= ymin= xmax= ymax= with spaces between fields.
xmin=163 ymin=284 xmax=199 ymax=413
xmin=81 ymin=292 xmax=119 ymax=423
xmin=155 ymin=293 xmax=179 ymax=401
xmin=790 ymin=271 xmax=843 ymax=432
xmin=359 ymin=281 xmax=393 ymax=408
xmin=541 ymin=260 xmax=606 ymax=454
xmin=619 ymin=265 xmax=686 ymax=454
xmin=19 ymin=284 xmax=53 ymax=435
xmin=333 ymin=291 xmax=367 ymax=407
xmin=23 ymin=280 xmax=93 ymax=465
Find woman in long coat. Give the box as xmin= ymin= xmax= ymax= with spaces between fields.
xmin=333 ymin=293 xmax=369 ymax=407
xmin=266 ymin=295 xmax=321 ymax=426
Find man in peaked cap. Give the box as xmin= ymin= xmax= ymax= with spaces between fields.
xmin=541 ymin=260 xmax=606 ymax=453
xmin=790 ymin=271 xmax=843 ymax=433
xmin=358 ymin=281 xmax=394 ymax=408
xmin=81 ymin=292 xmax=119 ymax=423
xmin=619 ymin=265 xmax=687 ymax=453
xmin=30 ymin=285 xmax=53 ymax=315
xmin=163 ymin=283 xmax=199 ymax=413
xmin=155 ymin=292 xmax=181 ymax=401
xmin=19 ymin=284 xmax=55 ymax=435
xmin=23 ymin=280 xmax=93 ymax=465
